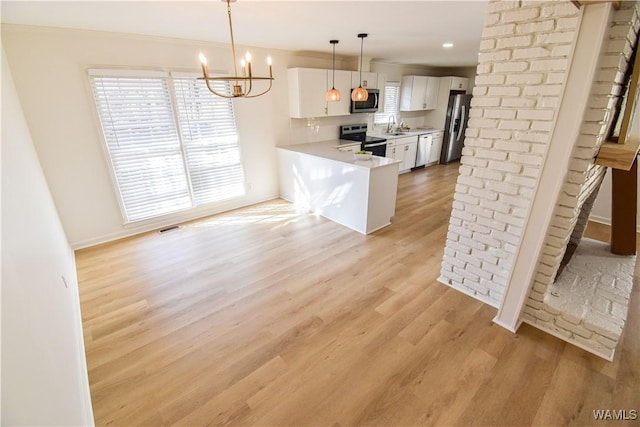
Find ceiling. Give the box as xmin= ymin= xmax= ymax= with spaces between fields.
xmin=1 ymin=1 xmax=488 ymax=67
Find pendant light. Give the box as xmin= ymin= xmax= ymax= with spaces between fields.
xmin=326 ymin=40 xmax=341 ymax=102
xmin=351 ymin=33 xmax=369 ymax=102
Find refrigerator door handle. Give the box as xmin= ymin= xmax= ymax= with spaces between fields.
xmin=457 ymin=105 xmax=466 ymax=142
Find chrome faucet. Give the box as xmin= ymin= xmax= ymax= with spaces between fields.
xmin=386 ymin=115 xmax=396 ymax=134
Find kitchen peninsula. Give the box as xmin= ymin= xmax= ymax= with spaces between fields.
xmin=277 ymin=141 xmax=400 ymax=234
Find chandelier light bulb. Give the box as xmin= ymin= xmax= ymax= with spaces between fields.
xmin=245 ymin=52 xmax=252 ymax=63
xmin=198 ymin=53 xmax=208 ymax=65
xmin=267 ymin=56 xmax=272 ymax=66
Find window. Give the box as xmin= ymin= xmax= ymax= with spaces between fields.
xmin=89 ymin=70 xmax=244 ymax=223
xmin=374 ymin=81 xmax=400 ymax=125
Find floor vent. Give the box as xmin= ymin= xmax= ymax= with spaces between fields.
xmin=159 ymin=225 xmax=180 ymax=234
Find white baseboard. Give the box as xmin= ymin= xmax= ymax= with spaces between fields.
xmin=71 ymin=194 xmax=280 ymax=250
xmin=522 ymin=318 xmax=614 ymax=362
xmin=436 ymin=276 xmax=500 ymax=309
xmin=588 ymin=214 xmax=640 ymax=232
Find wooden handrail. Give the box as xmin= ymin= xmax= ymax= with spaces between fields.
xmin=595 ymin=135 xmax=640 ymax=171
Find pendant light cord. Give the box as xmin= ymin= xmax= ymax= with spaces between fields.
xmin=332 ymin=43 xmax=336 ymax=89
xmin=359 ymin=36 xmax=364 ymax=86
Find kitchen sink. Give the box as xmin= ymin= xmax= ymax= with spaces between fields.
xmin=385 ymin=131 xmax=409 ymax=136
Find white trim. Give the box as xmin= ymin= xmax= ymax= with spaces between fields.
xmin=491 ymin=317 xmax=519 ymax=333
xmin=437 ymin=276 xmax=500 ymax=309
xmin=170 ymin=70 xmax=231 ymax=79
xmin=87 ymin=68 xmax=167 ymax=78
xmin=522 ymin=319 xmax=614 ymax=361
xmin=493 ymin=4 xmax=611 ymax=331
xmin=589 ymin=214 xmax=640 ymax=232
xmin=70 ymin=194 xmax=279 ymax=249
xmin=589 ymin=214 xmax=612 ymax=225
xmin=170 ymin=71 xmax=201 ymax=79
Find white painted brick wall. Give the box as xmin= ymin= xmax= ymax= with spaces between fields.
xmin=522 ymin=1 xmax=640 ymax=361
xmin=440 ymin=0 xmax=581 ymax=307
xmin=440 ymin=0 xmax=639 ymax=360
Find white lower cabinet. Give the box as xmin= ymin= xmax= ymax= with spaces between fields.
xmin=428 ymin=131 xmax=444 ymax=164
xmin=388 ymin=136 xmax=417 ymax=173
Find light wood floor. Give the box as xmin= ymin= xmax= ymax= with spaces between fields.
xmin=76 ymin=164 xmax=639 ymax=426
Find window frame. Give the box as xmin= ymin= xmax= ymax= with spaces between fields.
xmin=88 ymin=68 xmax=245 ymax=225
xmin=374 ymin=80 xmax=401 ymax=126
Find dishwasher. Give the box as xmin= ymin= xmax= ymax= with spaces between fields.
xmin=414 ymin=133 xmax=433 ymax=168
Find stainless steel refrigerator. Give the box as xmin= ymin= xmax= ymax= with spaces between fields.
xmin=440 ymin=93 xmax=472 ymax=164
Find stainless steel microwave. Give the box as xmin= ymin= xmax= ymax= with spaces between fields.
xmin=350 ymin=88 xmax=379 ymax=113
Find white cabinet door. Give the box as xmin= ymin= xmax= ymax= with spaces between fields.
xmin=351 ymin=71 xmax=377 ymax=89
xmin=424 ymin=77 xmax=440 ymax=110
xmin=288 ymin=68 xmax=327 ymax=118
xmin=402 ymin=141 xmax=418 ymax=171
xmin=429 ymin=131 xmax=444 ymax=164
xmin=388 ymin=145 xmax=398 ymax=162
xmin=394 ymin=136 xmax=418 ymax=172
xmin=401 ymin=76 xmax=440 ymax=111
xmin=400 ymin=75 xmax=427 ymax=111
xmin=327 ymin=70 xmax=351 ymax=116
xmin=288 ymin=68 xmax=352 ymax=118
xmin=450 ymin=77 xmax=469 ymax=91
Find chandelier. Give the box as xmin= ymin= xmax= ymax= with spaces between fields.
xmin=198 ymin=0 xmax=274 ymax=98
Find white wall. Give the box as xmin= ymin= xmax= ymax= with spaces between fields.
xmin=1 ymin=48 xmax=94 ymax=426
xmin=589 ymin=168 xmax=640 ymax=228
xmin=2 ymin=25 xmax=291 ymax=248
xmin=2 ymin=24 xmax=477 ymax=248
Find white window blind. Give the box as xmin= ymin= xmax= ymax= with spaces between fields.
xmin=89 ymin=70 xmax=244 ymax=223
xmin=173 ymin=78 xmax=244 ymax=206
xmin=374 ymin=81 xmax=400 ymax=125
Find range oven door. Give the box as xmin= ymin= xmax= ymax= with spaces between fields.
xmin=362 ymin=140 xmax=386 ymax=157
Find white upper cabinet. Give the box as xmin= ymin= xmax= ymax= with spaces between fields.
xmin=288 ymin=68 xmax=326 ymax=118
xmin=424 ymin=77 xmax=439 ymax=109
xmin=449 ymin=76 xmax=469 ymax=91
xmin=327 ymin=70 xmax=352 ymax=116
xmin=400 ymin=75 xmax=440 ymax=111
xmin=288 ymin=68 xmax=351 ymax=118
xmin=351 ymin=71 xmax=377 ymax=89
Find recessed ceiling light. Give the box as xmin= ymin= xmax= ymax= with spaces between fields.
xmin=442 ymin=42 xmax=454 ymax=48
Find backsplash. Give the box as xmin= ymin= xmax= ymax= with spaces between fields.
xmin=286 ymin=111 xmax=432 ymax=145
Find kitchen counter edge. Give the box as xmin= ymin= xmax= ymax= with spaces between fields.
xmin=277 ymin=140 xmax=400 ymax=169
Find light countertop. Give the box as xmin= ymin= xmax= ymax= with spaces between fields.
xmin=277 ymin=140 xmax=400 ymax=169
xmin=373 ymin=128 xmax=444 ymax=140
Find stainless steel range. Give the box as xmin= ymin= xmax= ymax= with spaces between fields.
xmin=339 ymin=124 xmax=387 ymax=157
